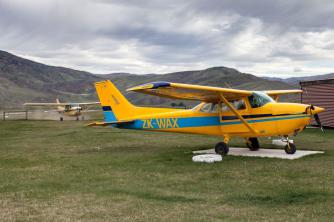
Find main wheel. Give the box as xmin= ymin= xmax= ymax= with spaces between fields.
xmin=284 ymin=142 xmax=296 ymax=154
xmin=215 ymin=142 xmax=229 ymax=155
xmin=60 ymin=117 xmax=63 ymax=121
xmin=246 ymin=137 xmax=260 ymax=151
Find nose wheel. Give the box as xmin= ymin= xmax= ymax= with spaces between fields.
xmin=283 ymin=136 xmax=296 ymax=154
xmin=284 ymin=142 xmax=296 ymax=154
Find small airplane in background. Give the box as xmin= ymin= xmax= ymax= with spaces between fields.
xmin=24 ymin=99 xmax=100 ymax=121
xmin=89 ymin=80 xmax=324 ymax=155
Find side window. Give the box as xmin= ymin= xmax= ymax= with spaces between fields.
xmin=200 ymin=103 xmax=219 ymax=113
xmin=210 ymin=104 xmax=218 ymax=113
xmin=200 ymin=103 xmax=212 ymax=113
xmin=221 ymin=99 xmax=246 ymax=112
xmin=234 ymin=99 xmax=246 ymax=110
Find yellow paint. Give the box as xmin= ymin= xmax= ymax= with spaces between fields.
xmin=93 ymin=80 xmax=325 ymax=144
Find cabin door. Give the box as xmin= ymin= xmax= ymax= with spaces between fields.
xmin=218 ymin=101 xmax=249 ymax=134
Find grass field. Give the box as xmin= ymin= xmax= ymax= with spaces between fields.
xmin=0 ymin=121 xmax=333 ymax=221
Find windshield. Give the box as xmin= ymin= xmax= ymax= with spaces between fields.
xmin=248 ymin=92 xmax=274 ymax=108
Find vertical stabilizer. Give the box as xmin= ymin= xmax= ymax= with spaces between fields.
xmin=95 ymin=80 xmax=136 ymax=121
xmin=56 ymin=98 xmax=62 ymax=112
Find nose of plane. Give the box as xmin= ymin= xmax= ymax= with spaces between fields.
xmin=312 ymin=106 xmax=325 ymax=114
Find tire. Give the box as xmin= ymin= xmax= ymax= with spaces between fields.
xmin=284 ymin=142 xmax=296 ymax=154
xmin=215 ymin=142 xmax=229 ymax=155
xmin=60 ymin=117 xmax=63 ymax=121
xmin=246 ymin=137 xmax=260 ymax=151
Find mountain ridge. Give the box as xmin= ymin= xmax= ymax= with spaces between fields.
xmin=263 ymin=73 xmax=334 ymax=86
xmin=0 ymin=50 xmax=303 ymax=109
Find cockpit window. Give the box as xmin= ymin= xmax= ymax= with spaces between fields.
xmin=248 ymin=92 xmax=274 ymax=108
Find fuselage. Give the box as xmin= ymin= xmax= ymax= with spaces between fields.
xmin=57 ymin=104 xmax=82 ymax=117
xmin=106 ymin=92 xmax=323 ymax=138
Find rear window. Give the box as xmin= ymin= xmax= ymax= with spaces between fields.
xmin=200 ymin=103 xmax=218 ymax=113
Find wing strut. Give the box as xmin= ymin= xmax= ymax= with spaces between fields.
xmin=219 ymin=93 xmax=258 ymax=134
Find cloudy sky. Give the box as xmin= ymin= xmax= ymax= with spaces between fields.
xmin=0 ymin=0 xmax=334 ymax=77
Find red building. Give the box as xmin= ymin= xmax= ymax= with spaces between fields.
xmin=300 ymin=79 xmax=334 ymax=128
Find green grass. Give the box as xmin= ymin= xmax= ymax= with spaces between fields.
xmin=0 ymin=121 xmax=333 ymax=221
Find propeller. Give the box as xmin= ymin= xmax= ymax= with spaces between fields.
xmin=308 ymin=105 xmax=323 ymax=131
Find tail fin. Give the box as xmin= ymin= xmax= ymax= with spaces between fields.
xmin=56 ymin=98 xmax=62 ymax=111
xmin=95 ymin=80 xmax=136 ymax=121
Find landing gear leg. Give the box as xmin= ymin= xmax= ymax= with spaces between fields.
xmin=283 ymin=136 xmax=296 ymax=154
xmin=215 ymin=136 xmax=230 ymax=155
xmin=246 ymin=137 xmax=260 ymax=151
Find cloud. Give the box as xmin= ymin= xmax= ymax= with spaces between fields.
xmin=0 ymin=0 xmax=333 ymax=77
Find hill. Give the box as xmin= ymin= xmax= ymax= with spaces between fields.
xmin=0 ymin=50 xmax=102 ymax=108
xmin=264 ymin=73 xmax=334 ymax=86
xmin=0 ymin=50 xmax=299 ymax=109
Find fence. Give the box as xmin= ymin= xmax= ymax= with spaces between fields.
xmin=1 ymin=110 xmax=102 ymax=121
xmin=2 ymin=110 xmax=28 ymax=120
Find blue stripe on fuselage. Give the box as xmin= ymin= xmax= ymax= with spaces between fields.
xmin=127 ymin=116 xmax=220 ymax=129
xmin=118 ymin=114 xmax=310 ymax=130
xmin=220 ymin=114 xmax=310 ymax=126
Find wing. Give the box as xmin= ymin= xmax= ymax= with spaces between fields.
xmin=24 ymin=103 xmax=68 ymax=106
xmin=24 ymin=102 xmax=100 ymax=107
xmin=264 ymin=90 xmax=302 ymax=97
xmin=127 ymin=82 xmax=252 ymax=102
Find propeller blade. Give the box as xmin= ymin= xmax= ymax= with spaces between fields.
xmin=313 ymin=113 xmax=323 ymax=132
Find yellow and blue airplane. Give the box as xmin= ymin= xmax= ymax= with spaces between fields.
xmin=90 ymin=80 xmax=324 ymax=155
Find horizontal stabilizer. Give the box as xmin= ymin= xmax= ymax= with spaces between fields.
xmin=87 ymin=120 xmax=135 ymax=127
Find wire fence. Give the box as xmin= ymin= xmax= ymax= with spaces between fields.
xmin=2 ymin=110 xmax=28 ymax=120
xmin=1 ymin=110 xmax=102 ymax=121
